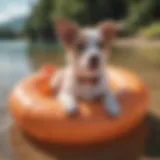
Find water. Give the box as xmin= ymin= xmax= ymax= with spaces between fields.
xmin=0 ymin=40 xmax=160 ymax=160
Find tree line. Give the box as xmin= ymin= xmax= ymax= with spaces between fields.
xmin=24 ymin=0 xmax=160 ymax=42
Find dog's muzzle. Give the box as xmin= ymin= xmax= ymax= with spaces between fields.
xmin=89 ymin=55 xmax=100 ymax=69
xmin=76 ymin=75 xmax=100 ymax=85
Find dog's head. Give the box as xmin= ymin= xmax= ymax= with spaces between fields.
xmin=55 ymin=19 xmax=116 ymax=76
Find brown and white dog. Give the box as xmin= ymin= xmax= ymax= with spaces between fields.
xmin=51 ymin=19 xmax=120 ymax=116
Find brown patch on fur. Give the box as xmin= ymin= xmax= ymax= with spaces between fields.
xmin=55 ymin=19 xmax=78 ymax=47
xmin=99 ymin=22 xmax=116 ymax=45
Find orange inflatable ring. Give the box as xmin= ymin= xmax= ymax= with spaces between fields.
xmin=9 ymin=65 xmax=149 ymax=145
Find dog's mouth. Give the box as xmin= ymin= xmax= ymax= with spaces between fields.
xmin=88 ymin=61 xmax=100 ymax=70
xmin=76 ymin=75 xmax=100 ymax=85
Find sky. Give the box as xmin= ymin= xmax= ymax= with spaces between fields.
xmin=0 ymin=0 xmax=38 ymax=24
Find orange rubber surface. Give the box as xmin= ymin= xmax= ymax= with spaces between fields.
xmin=9 ymin=66 xmax=149 ymax=145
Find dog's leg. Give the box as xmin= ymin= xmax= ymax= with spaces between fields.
xmin=104 ymin=89 xmax=120 ymax=117
xmin=58 ymin=92 xmax=77 ymax=115
xmin=51 ymin=68 xmax=77 ymax=115
xmin=50 ymin=69 xmax=64 ymax=90
xmin=54 ymin=68 xmax=77 ymax=115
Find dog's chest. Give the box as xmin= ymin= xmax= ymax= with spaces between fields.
xmin=60 ymin=68 xmax=107 ymax=100
xmin=74 ymin=79 xmax=105 ymax=100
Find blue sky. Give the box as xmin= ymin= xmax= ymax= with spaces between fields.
xmin=0 ymin=0 xmax=37 ymax=24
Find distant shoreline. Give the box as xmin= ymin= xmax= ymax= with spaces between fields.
xmin=0 ymin=38 xmax=160 ymax=49
xmin=115 ymin=38 xmax=160 ymax=49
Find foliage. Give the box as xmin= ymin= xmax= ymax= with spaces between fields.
xmin=138 ymin=23 xmax=160 ymax=39
xmin=54 ymin=0 xmax=127 ymax=25
xmin=24 ymin=0 xmax=159 ymax=41
xmin=25 ymin=0 xmax=128 ymax=41
xmin=0 ymin=28 xmax=18 ymax=39
xmin=125 ymin=0 xmax=157 ymax=34
xmin=54 ymin=0 xmax=85 ymax=22
xmin=24 ymin=0 xmax=55 ymax=42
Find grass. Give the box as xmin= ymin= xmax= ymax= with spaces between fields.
xmin=138 ymin=23 xmax=160 ymax=40
xmin=138 ymin=47 xmax=160 ymax=65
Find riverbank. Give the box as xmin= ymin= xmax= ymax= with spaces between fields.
xmin=115 ymin=38 xmax=160 ymax=49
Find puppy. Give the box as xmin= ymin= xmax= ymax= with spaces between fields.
xmin=51 ymin=19 xmax=120 ymax=116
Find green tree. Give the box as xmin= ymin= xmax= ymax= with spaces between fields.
xmin=0 ymin=28 xmax=18 ymax=39
xmin=54 ymin=0 xmax=127 ymax=25
xmin=24 ymin=0 xmax=159 ymax=41
xmin=54 ymin=0 xmax=85 ymax=21
xmin=25 ymin=0 xmax=55 ymax=42
xmin=25 ymin=0 xmax=127 ymax=41
xmin=125 ymin=0 xmax=156 ymax=34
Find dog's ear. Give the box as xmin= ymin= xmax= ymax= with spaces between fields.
xmin=55 ymin=19 xmax=78 ymax=46
xmin=99 ymin=22 xmax=116 ymax=44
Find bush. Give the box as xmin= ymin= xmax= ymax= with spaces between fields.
xmin=0 ymin=28 xmax=18 ymax=39
xmin=125 ymin=0 xmax=156 ymax=35
xmin=138 ymin=23 xmax=160 ymax=39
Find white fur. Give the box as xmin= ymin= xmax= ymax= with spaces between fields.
xmin=51 ymin=29 xmax=119 ymax=116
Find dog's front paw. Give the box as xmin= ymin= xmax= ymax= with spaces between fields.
xmin=104 ymin=97 xmax=120 ymax=117
xmin=64 ymin=102 xmax=78 ymax=116
xmin=58 ymin=93 xmax=78 ymax=116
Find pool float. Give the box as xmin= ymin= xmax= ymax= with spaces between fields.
xmin=9 ymin=65 xmax=149 ymax=145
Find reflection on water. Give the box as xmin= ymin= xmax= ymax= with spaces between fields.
xmin=0 ymin=40 xmax=160 ymax=160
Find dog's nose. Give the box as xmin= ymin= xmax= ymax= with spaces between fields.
xmin=89 ymin=55 xmax=100 ymax=69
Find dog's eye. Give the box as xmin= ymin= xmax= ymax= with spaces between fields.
xmin=76 ymin=43 xmax=85 ymax=52
xmin=97 ymin=41 xmax=104 ymax=49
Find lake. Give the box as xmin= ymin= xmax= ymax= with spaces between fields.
xmin=0 ymin=40 xmax=160 ymax=160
